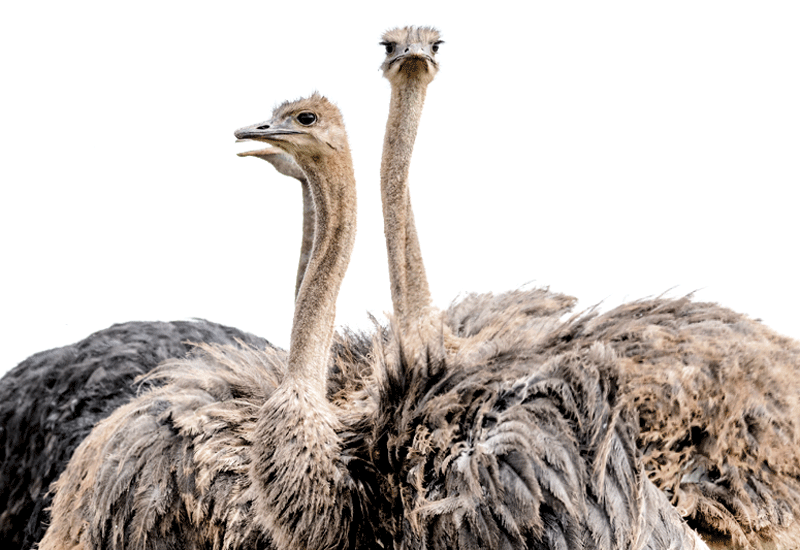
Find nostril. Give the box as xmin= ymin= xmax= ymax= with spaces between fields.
xmin=257 ymin=125 xmax=270 ymax=130
xmin=404 ymin=47 xmax=409 ymax=52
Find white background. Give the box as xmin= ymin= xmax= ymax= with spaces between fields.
xmin=2 ymin=1 xmax=798 ymax=372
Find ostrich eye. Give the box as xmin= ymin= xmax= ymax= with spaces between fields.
xmin=297 ymin=112 xmax=317 ymax=126
xmin=383 ymin=43 xmax=394 ymax=55
xmin=431 ymin=43 xmax=439 ymax=54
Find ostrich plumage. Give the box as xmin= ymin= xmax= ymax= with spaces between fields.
xmin=439 ymin=291 xmax=800 ymax=549
xmin=553 ymin=297 xmax=800 ymax=549
xmin=0 ymin=319 xmax=270 ymax=550
xmin=39 ymin=292 xmax=706 ymax=550
xmin=372 ymin=290 xmax=707 ymax=550
xmin=38 ymin=335 xmax=383 ymax=550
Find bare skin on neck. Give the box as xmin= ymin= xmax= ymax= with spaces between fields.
xmin=380 ymin=26 xmax=442 ymax=329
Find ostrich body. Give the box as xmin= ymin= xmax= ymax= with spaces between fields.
xmin=39 ymin=94 xmax=387 ymax=550
xmin=0 ymin=320 xmax=269 ymax=550
xmin=552 ymin=298 xmax=800 ymax=549
xmin=374 ymin=325 xmax=706 ymax=549
xmin=429 ymin=294 xmax=800 ymax=549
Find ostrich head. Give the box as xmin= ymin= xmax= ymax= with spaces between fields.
xmin=380 ymin=26 xmax=442 ymax=85
xmin=235 ymin=93 xmax=349 ymax=161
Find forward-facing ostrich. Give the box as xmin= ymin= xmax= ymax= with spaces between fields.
xmin=374 ymin=27 xmax=706 ymax=549
xmin=40 ymin=93 xmax=388 ymax=550
xmin=377 ymin=27 xmax=800 ymax=550
xmin=238 ymin=146 xmax=313 ymax=297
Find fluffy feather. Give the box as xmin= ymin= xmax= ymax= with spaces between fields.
xmin=373 ymin=307 xmax=706 ymax=549
xmin=0 ymin=319 xmax=270 ymax=550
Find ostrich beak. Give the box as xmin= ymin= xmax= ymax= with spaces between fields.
xmin=235 ymin=140 xmax=284 ymax=158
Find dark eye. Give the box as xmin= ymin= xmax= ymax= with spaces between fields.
xmin=384 ymin=43 xmax=394 ymax=55
xmin=297 ymin=112 xmax=317 ymax=126
xmin=432 ymin=42 xmax=440 ymax=54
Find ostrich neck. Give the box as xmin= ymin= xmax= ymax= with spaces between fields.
xmin=294 ymin=180 xmax=314 ymax=299
xmin=288 ymin=152 xmax=356 ymax=389
xmin=252 ymin=148 xmax=358 ymax=549
xmin=381 ymin=78 xmax=432 ymax=326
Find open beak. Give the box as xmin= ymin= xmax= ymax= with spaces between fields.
xmin=235 ymin=139 xmax=284 ymax=158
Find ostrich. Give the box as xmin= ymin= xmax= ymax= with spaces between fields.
xmin=376 ymin=27 xmax=800 ymax=549
xmin=0 ymin=138 xmax=321 ymax=550
xmin=238 ymin=146 xmax=313 ymax=297
xmin=40 ymin=93 xmax=388 ymax=550
xmin=382 ymin=29 xmax=800 ymax=548
xmin=373 ymin=27 xmax=705 ymax=549
xmin=233 ymin=94 xmax=366 ymax=548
